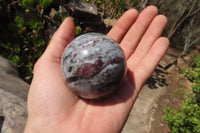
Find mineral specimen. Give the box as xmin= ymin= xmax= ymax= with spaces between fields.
xmin=61 ymin=33 xmax=126 ymax=99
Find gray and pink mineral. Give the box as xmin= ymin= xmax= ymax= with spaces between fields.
xmin=61 ymin=33 xmax=127 ymax=99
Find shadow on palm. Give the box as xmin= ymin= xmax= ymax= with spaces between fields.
xmin=81 ymin=69 xmax=135 ymax=106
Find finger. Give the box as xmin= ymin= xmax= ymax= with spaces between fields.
xmin=120 ymin=6 xmax=158 ymax=59
xmin=107 ymin=9 xmax=138 ymax=43
xmin=128 ymin=15 xmax=167 ymax=68
xmin=31 ymin=18 xmax=77 ymax=113
xmin=43 ymin=17 xmax=75 ymax=62
xmin=130 ymin=37 xmax=169 ymax=90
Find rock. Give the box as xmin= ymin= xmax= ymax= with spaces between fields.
xmin=0 ymin=116 xmax=4 ymax=133
xmin=0 ymin=56 xmax=29 ymax=101
xmin=183 ymin=50 xmax=199 ymax=65
xmin=166 ymin=64 xmax=178 ymax=73
xmin=49 ymin=8 xmax=58 ymax=18
xmin=122 ymin=85 xmax=167 ymax=133
xmin=0 ymin=88 xmax=27 ymax=133
xmin=67 ymin=0 xmax=102 ymax=25
xmin=177 ymin=57 xmax=189 ymax=70
xmin=103 ymin=18 xmax=117 ymax=27
xmin=122 ymin=47 xmax=188 ymax=133
xmin=166 ymin=47 xmax=181 ymax=57
xmin=159 ymin=54 xmax=177 ymax=69
xmin=159 ymin=47 xmax=181 ymax=69
xmin=0 ymin=56 xmax=18 ymax=76
xmin=177 ymin=49 xmax=199 ymax=70
xmin=68 ymin=0 xmax=98 ymax=16
xmin=0 ymin=57 xmax=29 ymax=133
xmin=62 ymin=33 xmax=126 ymax=99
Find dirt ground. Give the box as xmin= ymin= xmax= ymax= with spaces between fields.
xmin=122 ymin=47 xmax=200 ymax=133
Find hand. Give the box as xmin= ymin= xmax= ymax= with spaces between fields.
xmin=24 ymin=6 xmax=169 ymax=133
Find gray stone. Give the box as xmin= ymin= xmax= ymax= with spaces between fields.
xmin=159 ymin=48 xmax=181 ymax=69
xmin=159 ymin=47 xmax=181 ymax=69
xmin=0 ymin=56 xmax=18 ymax=77
xmin=159 ymin=54 xmax=177 ymax=69
xmin=67 ymin=0 xmax=102 ymax=26
xmin=177 ymin=57 xmax=189 ymax=70
xmin=68 ymin=0 xmax=98 ymax=16
xmin=0 ymin=88 xmax=27 ymax=133
xmin=0 ymin=56 xmax=29 ymax=101
xmin=103 ymin=18 xmax=117 ymax=27
xmin=49 ymin=8 xmax=58 ymax=18
xmin=0 ymin=57 xmax=29 ymax=133
xmin=122 ymin=85 xmax=167 ymax=133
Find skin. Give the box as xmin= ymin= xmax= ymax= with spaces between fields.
xmin=24 ymin=6 xmax=169 ymax=133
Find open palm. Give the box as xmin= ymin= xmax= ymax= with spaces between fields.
xmin=24 ymin=6 xmax=169 ymax=133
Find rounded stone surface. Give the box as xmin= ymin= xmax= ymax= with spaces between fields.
xmin=61 ymin=33 xmax=127 ymax=99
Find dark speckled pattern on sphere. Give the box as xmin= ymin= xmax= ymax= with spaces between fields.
xmin=61 ymin=33 xmax=127 ymax=99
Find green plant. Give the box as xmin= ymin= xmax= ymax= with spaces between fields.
xmin=163 ymin=55 xmax=200 ymax=133
xmin=5 ymin=16 xmax=45 ymax=81
xmin=75 ymin=26 xmax=82 ymax=36
xmin=18 ymin=0 xmax=53 ymax=13
xmin=0 ymin=0 xmax=53 ymax=82
xmin=163 ymin=99 xmax=200 ymax=133
xmin=0 ymin=0 xmax=83 ymax=82
xmin=184 ymin=55 xmax=200 ymax=104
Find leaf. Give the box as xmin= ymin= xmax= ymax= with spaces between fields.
xmin=21 ymin=0 xmax=35 ymax=9
xmin=193 ymin=55 xmax=200 ymax=67
xmin=8 ymin=23 xmax=19 ymax=32
xmin=27 ymin=19 xmax=43 ymax=30
xmin=190 ymin=117 xmax=200 ymax=125
xmin=8 ymin=55 xmax=20 ymax=64
xmin=25 ymin=75 xmax=33 ymax=80
xmin=15 ymin=16 xmax=24 ymax=28
xmin=33 ymin=36 xmax=45 ymax=46
xmin=39 ymin=0 xmax=53 ymax=9
xmin=0 ymin=43 xmax=10 ymax=49
xmin=75 ymin=26 xmax=82 ymax=36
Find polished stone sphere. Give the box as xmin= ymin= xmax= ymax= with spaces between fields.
xmin=61 ymin=33 xmax=127 ymax=99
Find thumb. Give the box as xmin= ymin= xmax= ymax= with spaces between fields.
xmin=42 ymin=17 xmax=75 ymax=63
